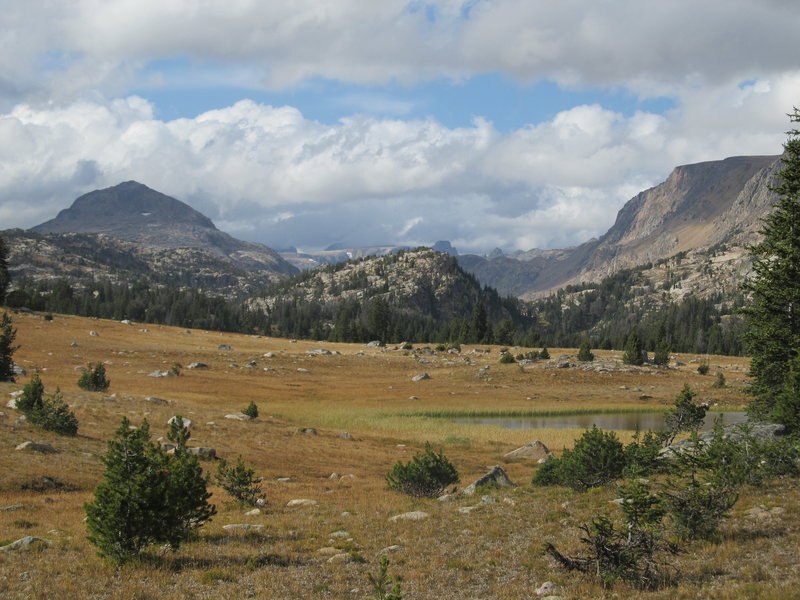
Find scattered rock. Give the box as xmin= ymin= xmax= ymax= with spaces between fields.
xmin=504 ymin=440 xmax=551 ymax=460
xmin=6 ymin=397 xmax=19 ymax=409
xmin=222 ymin=524 xmax=264 ymax=532
xmin=296 ymin=427 xmax=317 ymax=435
xmin=144 ymin=396 xmax=167 ymax=405
xmin=296 ymin=367 xmax=309 ymax=373
xmin=337 ymin=431 xmax=353 ymax=440
xmin=218 ymin=344 xmax=233 ymax=351
xmin=412 ymin=372 xmax=430 ymax=382
xmin=462 ymin=466 xmax=516 ymax=496
xmin=148 ymin=370 xmax=174 ymax=378
xmin=244 ymin=508 xmax=261 ymax=516
xmin=12 ymin=365 xmax=26 ymax=377
xmin=186 ymin=362 xmax=209 ymax=369
xmin=277 ymin=477 xmax=293 ymax=483
xmin=328 ymin=473 xmax=340 ymax=480
xmin=15 ymin=441 xmax=57 ymax=454
xmin=366 ymin=341 xmax=383 ymax=347
xmin=287 ymin=499 xmax=318 ymax=507
xmin=89 ymin=330 xmax=99 ymax=337
xmin=0 ymin=536 xmax=52 ymax=552
xmin=1 ymin=504 xmax=24 ymax=512
xmin=378 ymin=545 xmax=403 ymax=554
xmin=535 ymin=581 xmax=560 ymax=597
xmin=187 ymin=447 xmax=216 ymax=460
xmin=317 ymin=546 xmax=340 ymax=556
xmin=306 ymin=348 xmax=334 ymax=356
xmin=225 ymin=413 xmax=252 ymax=421
xmin=167 ymin=416 xmax=192 ymax=429
xmin=74 ymin=365 xmax=87 ymax=372
xmin=660 ymin=422 xmax=786 ymax=459
xmin=389 ymin=511 xmax=430 ymax=522
xmin=329 ymin=530 xmax=350 ymax=539
xmin=263 ymin=352 xmax=275 ymax=358
xmin=327 ymin=553 xmax=351 ymax=564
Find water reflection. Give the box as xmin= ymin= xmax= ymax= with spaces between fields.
xmin=451 ymin=411 xmax=747 ymax=431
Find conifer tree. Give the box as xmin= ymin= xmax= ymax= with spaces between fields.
xmin=743 ymin=108 xmax=800 ymax=425
xmin=622 ymin=331 xmax=645 ymax=366
xmin=0 ymin=312 xmax=17 ymax=382
xmin=85 ymin=418 xmax=215 ymax=564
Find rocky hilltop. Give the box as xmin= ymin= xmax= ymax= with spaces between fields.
xmin=31 ymin=181 xmax=296 ymax=277
xmin=460 ymin=154 xmax=781 ymax=299
xmin=6 ymin=181 xmax=297 ymax=296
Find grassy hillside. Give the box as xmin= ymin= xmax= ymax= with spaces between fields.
xmin=1 ymin=310 xmax=797 ymax=599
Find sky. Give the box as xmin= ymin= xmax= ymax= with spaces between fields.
xmin=1 ymin=1 xmax=799 ymax=255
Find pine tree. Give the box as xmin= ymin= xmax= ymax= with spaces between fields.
xmin=18 ymin=372 xmax=45 ymax=413
xmin=577 ymin=340 xmax=594 ymax=362
xmin=623 ymin=332 xmax=645 ymax=366
xmin=85 ymin=418 xmax=215 ymax=564
xmin=743 ymin=108 xmax=800 ymax=425
xmin=471 ymin=302 xmax=488 ymax=343
xmin=0 ymin=312 xmax=17 ymax=382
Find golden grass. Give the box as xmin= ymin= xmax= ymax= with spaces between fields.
xmin=1 ymin=310 xmax=794 ymax=599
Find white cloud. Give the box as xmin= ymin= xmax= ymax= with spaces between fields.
xmin=0 ymin=71 xmax=795 ymax=253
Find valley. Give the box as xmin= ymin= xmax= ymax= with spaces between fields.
xmin=3 ymin=311 xmax=798 ymax=599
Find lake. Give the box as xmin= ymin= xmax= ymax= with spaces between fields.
xmin=450 ymin=410 xmax=748 ymax=431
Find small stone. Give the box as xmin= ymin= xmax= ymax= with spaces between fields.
xmin=1 ymin=504 xmax=24 ymax=512
xmin=328 ymin=473 xmax=340 ymax=480
xmin=329 ymin=530 xmax=350 ymax=538
xmin=338 ymin=431 xmax=353 ymax=439
xmin=378 ymin=545 xmax=403 ymax=554
xmin=89 ymin=330 xmax=99 ymax=337
xmin=327 ymin=553 xmax=351 ymax=564
xmin=286 ymin=499 xmax=318 ymax=507
xmin=218 ymin=344 xmax=233 ymax=351
xmin=277 ymin=477 xmax=293 ymax=483
xmin=412 ymin=373 xmax=430 ymax=382
xmin=244 ymin=509 xmax=261 ymax=516
xmin=222 ymin=524 xmax=264 ymax=532
xmin=167 ymin=416 xmax=192 ymax=429
xmin=187 ymin=362 xmax=209 ymax=369
xmin=535 ymin=581 xmax=560 ymax=597
xmin=225 ymin=413 xmax=252 ymax=421
xmin=0 ymin=536 xmax=52 ymax=552
xmin=389 ymin=511 xmax=429 ymax=522
xmin=15 ymin=441 xmax=57 ymax=453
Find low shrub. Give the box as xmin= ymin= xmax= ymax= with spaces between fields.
xmin=386 ymin=442 xmax=459 ymax=497
xmin=555 ymin=426 xmax=627 ymax=490
xmin=242 ymin=401 xmax=259 ymax=419
xmin=696 ymin=360 xmax=710 ymax=375
xmin=216 ymin=456 xmax=262 ymax=506
xmin=28 ymin=387 xmax=78 ymax=435
xmin=77 ymin=363 xmax=110 ymax=392
xmin=499 ymin=353 xmax=515 ymax=364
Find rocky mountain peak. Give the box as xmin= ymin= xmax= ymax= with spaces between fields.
xmin=33 ymin=181 xmax=218 ymax=247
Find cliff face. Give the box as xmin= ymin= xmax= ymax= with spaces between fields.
xmin=459 ymin=154 xmax=781 ymax=299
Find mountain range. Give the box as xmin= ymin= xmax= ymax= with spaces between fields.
xmin=0 ymin=152 xmax=785 ymax=349
xmin=457 ymin=154 xmax=781 ymax=299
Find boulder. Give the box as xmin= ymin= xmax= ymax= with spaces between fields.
xmin=462 ymin=466 xmax=515 ymax=496
xmin=15 ymin=441 xmax=57 ymax=454
xmin=0 ymin=536 xmax=52 ymax=552
xmin=222 ymin=524 xmax=264 ymax=532
xmin=167 ymin=416 xmax=192 ymax=429
xmin=188 ymin=447 xmax=217 ymax=460
xmin=286 ymin=499 xmax=318 ymax=507
xmin=659 ymin=422 xmax=785 ymax=459
xmin=504 ymin=440 xmax=551 ymax=460
xmin=224 ymin=413 xmax=251 ymax=421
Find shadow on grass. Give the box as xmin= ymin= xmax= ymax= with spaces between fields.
xmin=154 ymin=551 xmax=306 ymax=572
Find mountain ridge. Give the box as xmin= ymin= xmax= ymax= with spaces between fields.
xmin=459 ymin=154 xmax=781 ymax=299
